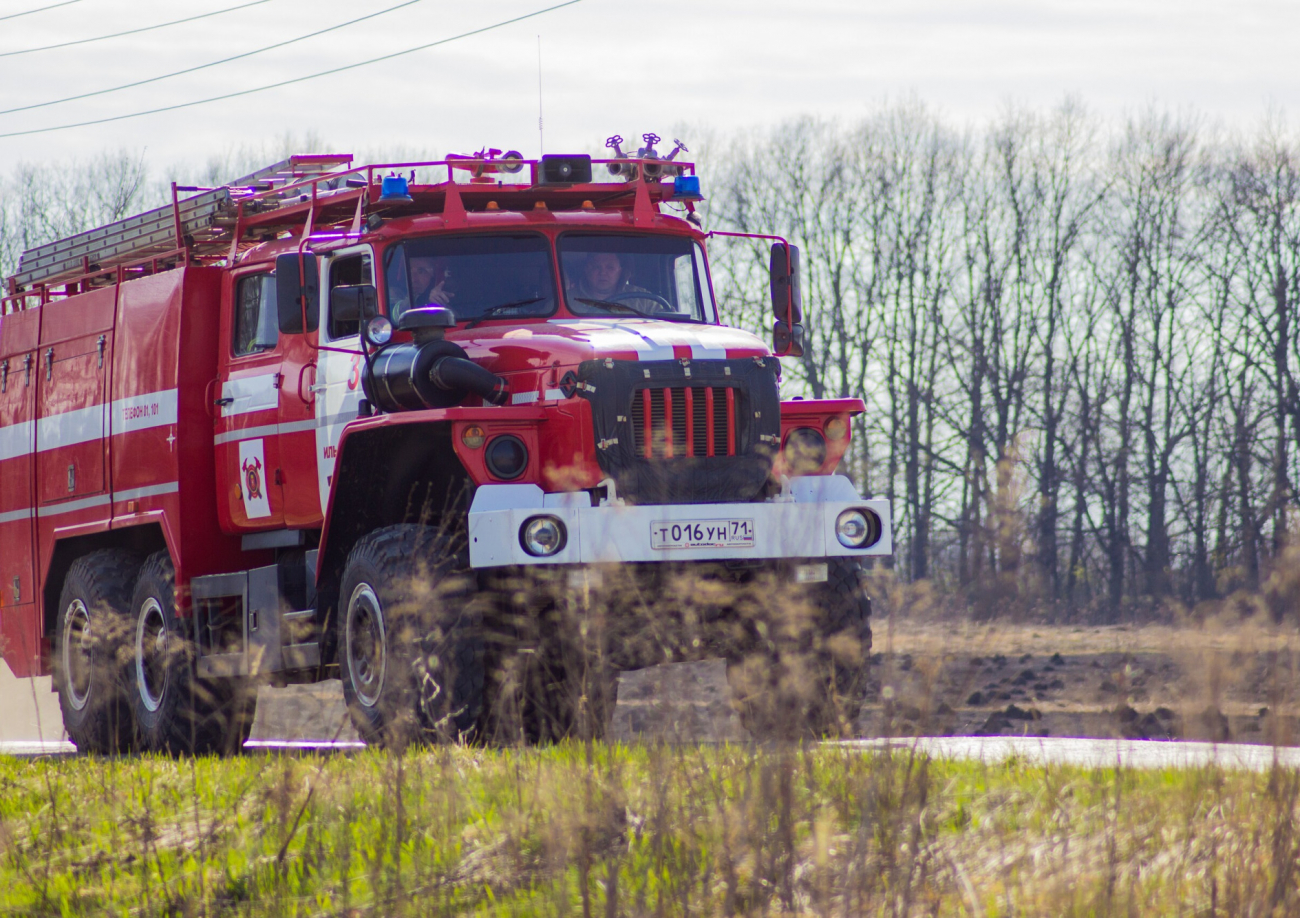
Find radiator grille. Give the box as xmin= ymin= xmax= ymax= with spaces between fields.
xmin=631 ymin=386 xmax=736 ymax=459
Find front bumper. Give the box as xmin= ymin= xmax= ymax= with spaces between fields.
xmin=468 ymin=476 xmax=892 ymax=568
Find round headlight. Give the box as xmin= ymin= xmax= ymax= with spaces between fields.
xmin=364 ymin=315 xmax=393 ymax=347
xmin=836 ymin=508 xmax=882 ymax=549
xmin=485 ymin=434 xmax=528 ymax=480
xmin=783 ymin=427 xmax=827 ymax=474
xmin=521 ymin=515 xmax=567 ymax=556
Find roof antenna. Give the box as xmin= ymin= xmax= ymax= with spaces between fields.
xmin=537 ymin=35 xmax=544 ymax=157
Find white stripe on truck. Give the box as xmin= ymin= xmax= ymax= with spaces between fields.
xmin=0 ymin=387 xmax=178 ymax=454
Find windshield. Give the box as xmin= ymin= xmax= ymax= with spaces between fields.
xmin=384 ymin=233 xmax=556 ymax=324
xmin=558 ymin=234 xmax=715 ymax=322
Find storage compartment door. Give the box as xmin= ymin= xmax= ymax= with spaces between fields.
xmin=36 ymin=336 xmax=108 ymax=505
xmin=0 ymin=351 xmax=38 ymax=675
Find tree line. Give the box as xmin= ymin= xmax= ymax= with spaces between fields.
xmin=4 ymin=107 xmax=1299 ymax=620
xmin=703 ymin=101 xmax=1300 ymax=621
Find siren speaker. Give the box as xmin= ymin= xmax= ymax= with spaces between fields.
xmin=540 ymin=154 xmax=592 ymax=184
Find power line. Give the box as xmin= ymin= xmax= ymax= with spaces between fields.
xmin=0 ymin=0 xmax=427 ymax=116
xmin=0 ymin=0 xmax=84 ymax=22
xmin=0 ymin=0 xmax=275 ymax=58
xmin=0 ymin=0 xmax=585 ymax=139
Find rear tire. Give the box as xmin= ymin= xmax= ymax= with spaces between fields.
xmin=127 ymin=552 xmax=253 ymax=755
xmin=54 ymin=550 xmax=140 ymax=754
xmin=338 ymin=525 xmax=484 ymax=747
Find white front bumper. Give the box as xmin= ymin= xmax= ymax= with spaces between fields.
xmin=468 ymin=477 xmax=892 ymax=568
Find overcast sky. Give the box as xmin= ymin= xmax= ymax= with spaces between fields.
xmin=0 ymin=0 xmax=1294 ymax=177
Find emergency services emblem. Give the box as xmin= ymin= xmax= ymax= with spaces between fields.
xmin=243 ymin=456 xmax=264 ymax=500
xmin=237 ymin=438 xmax=272 ymax=519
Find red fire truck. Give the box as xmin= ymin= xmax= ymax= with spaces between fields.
xmin=0 ymin=141 xmax=891 ymax=753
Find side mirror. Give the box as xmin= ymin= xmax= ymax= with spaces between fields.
xmin=330 ymin=284 xmax=378 ymax=324
xmin=769 ymin=243 xmax=805 ymax=357
xmin=275 ymin=252 xmax=319 ymax=334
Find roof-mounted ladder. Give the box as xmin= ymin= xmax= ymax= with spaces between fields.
xmin=9 ymin=154 xmax=353 ymax=291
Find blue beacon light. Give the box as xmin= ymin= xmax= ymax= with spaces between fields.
xmin=673 ymin=175 xmax=702 ymax=200
xmin=380 ymin=174 xmax=413 ymax=202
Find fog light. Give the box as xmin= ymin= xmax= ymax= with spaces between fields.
xmin=836 ymin=508 xmax=881 ymax=549
xmin=521 ymin=515 xmax=567 ymax=556
xmin=485 ymin=434 xmax=528 ymax=480
xmin=461 ymin=425 xmax=486 ymax=449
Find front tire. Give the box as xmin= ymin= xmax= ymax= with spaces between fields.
xmin=128 ymin=552 xmax=252 ymax=754
xmin=338 ymin=525 xmax=484 ymax=747
xmin=54 ymin=550 xmax=140 ymax=754
xmin=727 ymin=558 xmax=872 ymax=740
xmin=805 ymin=558 xmax=873 ymax=737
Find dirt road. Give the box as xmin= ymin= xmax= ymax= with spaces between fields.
xmin=861 ymin=617 xmax=1300 ymax=745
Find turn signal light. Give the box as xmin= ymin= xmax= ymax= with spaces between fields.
xmin=825 ymin=417 xmax=848 ymax=442
xmin=461 ymin=425 xmax=486 ymax=449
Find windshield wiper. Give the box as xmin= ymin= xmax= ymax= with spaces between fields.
xmin=464 ymin=297 xmax=545 ymax=328
xmin=574 ymin=297 xmax=651 ymax=318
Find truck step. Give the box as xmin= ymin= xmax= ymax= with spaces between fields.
xmin=281 ymin=643 xmax=321 ymax=670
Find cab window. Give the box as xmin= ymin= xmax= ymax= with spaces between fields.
xmin=383 ymin=234 xmax=556 ymax=324
xmin=233 ymin=273 xmax=278 ymax=356
xmin=558 ymin=234 xmax=715 ymax=322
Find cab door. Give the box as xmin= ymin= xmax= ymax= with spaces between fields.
xmin=278 ymin=296 xmax=322 ymax=529
xmin=313 ymin=247 xmax=372 ymax=511
xmin=216 ymin=269 xmax=285 ymax=530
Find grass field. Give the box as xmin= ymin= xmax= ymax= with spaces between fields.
xmin=3 ymin=741 xmax=1300 ymax=916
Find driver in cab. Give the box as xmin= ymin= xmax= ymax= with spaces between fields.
xmin=410 ymin=256 xmax=455 ymax=309
xmin=568 ymin=252 xmax=667 ymax=315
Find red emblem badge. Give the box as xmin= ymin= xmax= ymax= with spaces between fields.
xmin=242 ymin=455 xmax=264 ymax=500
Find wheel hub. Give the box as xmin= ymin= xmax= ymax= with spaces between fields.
xmin=346 ymin=584 xmax=387 ymax=708
xmin=61 ymin=599 xmax=93 ymax=712
xmin=135 ymin=597 xmax=169 ymax=713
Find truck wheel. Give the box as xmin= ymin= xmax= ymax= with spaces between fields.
xmin=54 ymin=550 xmax=140 ymax=754
xmin=805 ymin=558 xmax=873 ymax=737
xmin=338 ymin=525 xmax=484 ymax=747
xmin=728 ymin=558 xmax=872 ymax=741
xmin=128 ymin=552 xmax=253 ymax=755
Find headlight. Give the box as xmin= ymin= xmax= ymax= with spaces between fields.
xmin=783 ymin=427 xmax=827 ymax=473
xmin=485 ymin=434 xmax=528 ymax=480
xmin=520 ymin=515 xmax=567 ymax=556
xmin=836 ymin=508 xmax=882 ymax=549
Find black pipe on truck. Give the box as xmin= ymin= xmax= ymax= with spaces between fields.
xmin=429 ymin=355 xmax=509 ymax=406
xmin=363 ymin=338 xmax=510 ymax=411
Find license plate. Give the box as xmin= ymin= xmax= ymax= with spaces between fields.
xmin=650 ymin=519 xmax=755 ymax=550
